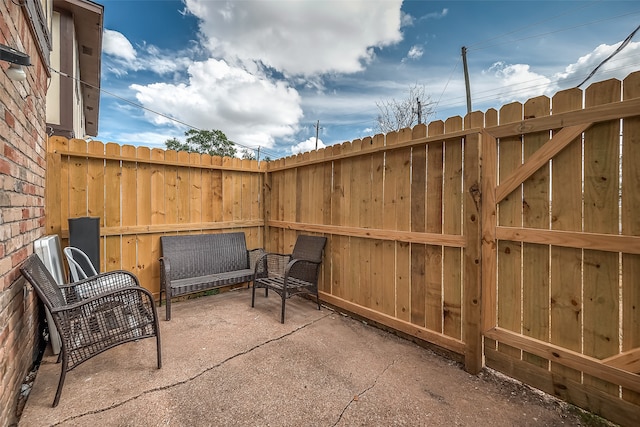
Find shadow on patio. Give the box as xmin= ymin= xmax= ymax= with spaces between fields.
xmin=19 ymin=289 xmax=590 ymax=426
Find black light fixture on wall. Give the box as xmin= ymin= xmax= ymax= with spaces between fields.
xmin=0 ymin=43 xmax=31 ymax=81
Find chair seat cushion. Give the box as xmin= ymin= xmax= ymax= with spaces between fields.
xmin=255 ymin=276 xmax=314 ymax=291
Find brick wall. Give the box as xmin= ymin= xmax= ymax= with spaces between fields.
xmin=0 ymin=1 xmax=49 ymax=425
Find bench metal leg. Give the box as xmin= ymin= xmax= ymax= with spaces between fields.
xmin=251 ymin=282 xmax=256 ymax=307
xmin=280 ymin=293 xmax=286 ymax=323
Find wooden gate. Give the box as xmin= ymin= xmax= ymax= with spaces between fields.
xmin=481 ymin=75 xmax=640 ymax=425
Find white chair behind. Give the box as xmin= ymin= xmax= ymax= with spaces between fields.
xmin=63 ymin=246 xmax=98 ymax=282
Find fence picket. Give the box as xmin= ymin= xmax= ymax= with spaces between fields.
xmin=176 ymin=151 xmax=190 ymax=224
xmin=87 ymin=141 xmax=105 ymax=229
xmin=621 ymin=71 xmax=640 ymax=405
xmin=68 ymin=139 xmax=88 ymax=220
xmin=370 ymin=134 xmax=385 ymax=312
xmin=348 ymin=139 xmax=363 ymax=305
xmin=583 ymin=79 xmax=621 ymax=396
xmin=136 ymin=146 xmax=153 ymax=292
xmin=549 ymin=88 xmax=584 ymax=386
xmin=443 ymin=118 xmax=463 ymax=340
xmin=497 ymin=102 xmax=524 ymax=359
xmin=164 ymin=150 xmax=178 ymax=225
xmin=330 ymin=143 xmax=346 ymax=300
xmin=359 ymin=137 xmax=374 ymax=309
xmin=410 ymin=129 xmax=427 ymax=327
xmin=104 ymin=142 xmax=122 ymax=271
xmin=189 ymin=152 xmax=202 ymax=224
xmin=522 ymin=96 xmax=551 ymax=369
xmin=426 ymin=126 xmax=445 ymax=332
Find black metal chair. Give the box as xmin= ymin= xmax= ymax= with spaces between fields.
xmin=20 ymin=254 xmax=162 ymax=407
xmin=252 ymin=235 xmax=327 ymax=323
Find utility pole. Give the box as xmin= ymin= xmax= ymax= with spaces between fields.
xmin=461 ymin=46 xmax=472 ymax=115
xmin=314 ymin=120 xmax=321 ymax=150
xmin=416 ymin=97 xmax=422 ymax=125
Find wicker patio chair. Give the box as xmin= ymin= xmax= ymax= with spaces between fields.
xmin=63 ymin=246 xmax=98 ymax=282
xmin=20 ymin=254 xmax=162 ymax=407
xmin=251 ymin=235 xmax=327 ymax=323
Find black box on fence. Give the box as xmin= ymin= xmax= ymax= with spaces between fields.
xmin=68 ymin=216 xmax=100 ymax=274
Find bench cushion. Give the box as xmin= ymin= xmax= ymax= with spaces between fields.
xmin=170 ymin=269 xmax=254 ymax=296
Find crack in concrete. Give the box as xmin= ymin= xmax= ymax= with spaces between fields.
xmin=50 ymin=312 xmax=331 ymax=426
xmin=332 ymin=358 xmax=397 ymax=426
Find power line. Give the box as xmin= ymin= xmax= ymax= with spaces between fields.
xmin=49 ymin=67 xmax=280 ymax=160
xmin=298 ymin=58 xmax=639 ymax=138
xmin=302 ymin=52 xmax=639 ymax=136
xmin=431 ymin=59 xmax=639 ymax=116
xmin=322 ymin=15 xmax=640 ymax=134
xmin=432 ymin=56 xmax=460 ymax=114
xmin=576 ymin=23 xmax=640 ymax=87
xmin=468 ymin=9 xmax=640 ymax=52
xmin=466 ymin=0 xmax=602 ymax=50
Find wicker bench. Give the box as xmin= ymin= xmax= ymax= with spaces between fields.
xmin=159 ymin=232 xmax=263 ymax=320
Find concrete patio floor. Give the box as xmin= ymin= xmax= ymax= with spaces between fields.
xmin=19 ymin=288 xmax=596 ymax=426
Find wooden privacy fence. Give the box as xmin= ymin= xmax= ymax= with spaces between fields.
xmin=44 ymin=72 xmax=640 ymax=425
xmin=45 ymin=137 xmax=265 ymax=297
xmin=264 ymin=73 xmax=640 ymax=425
xmin=265 ymin=118 xmax=483 ymax=374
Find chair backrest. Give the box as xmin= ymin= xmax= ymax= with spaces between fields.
xmin=64 ymin=246 xmax=99 ymax=282
xmin=161 ymin=232 xmax=249 ymax=279
xmin=20 ymin=254 xmax=67 ymax=310
xmin=291 ymin=235 xmax=327 ymax=263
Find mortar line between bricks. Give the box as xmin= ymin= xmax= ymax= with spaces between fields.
xmin=48 ymin=312 xmax=332 ymax=426
xmin=332 ymin=358 xmax=397 ymax=427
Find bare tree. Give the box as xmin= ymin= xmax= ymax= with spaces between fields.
xmin=240 ymin=148 xmax=256 ymax=160
xmin=375 ymin=83 xmax=434 ymax=134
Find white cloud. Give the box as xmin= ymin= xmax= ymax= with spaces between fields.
xmin=419 ymin=8 xmax=448 ymax=21
xmin=482 ymin=62 xmax=553 ymax=102
xmin=100 ymin=2 xmax=408 ymax=154
xmin=477 ymin=40 xmax=640 ymax=108
xmin=555 ymin=41 xmax=640 ymax=87
xmin=103 ymin=29 xmax=136 ymax=61
xmin=102 ymin=29 xmax=195 ymax=76
xmin=100 ymin=131 xmax=183 ymax=149
xmin=129 ymin=59 xmax=303 ymax=149
xmin=400 ymin=11 xmax=414 ymax=27
xmin=184 ymin=0 xmax=404 ymax=76
xmin=406 ymin=45 xmax=424 ymax=60
xmin=291 ymin=137 xmax=325 ymax=155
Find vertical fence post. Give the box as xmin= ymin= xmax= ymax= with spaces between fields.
xmin=463 ymin=113 xmax=484 ymax=373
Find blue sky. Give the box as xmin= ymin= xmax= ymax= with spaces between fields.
xmin=96 ymin=0 xmax=640 ymax=159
